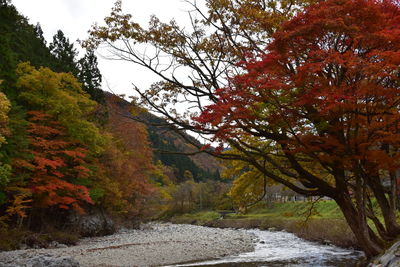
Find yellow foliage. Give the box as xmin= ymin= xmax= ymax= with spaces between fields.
xmin=15 ymin=62 xmax=106 ymax=154
xmin=0 ymin=87 xmax=11 ymax=147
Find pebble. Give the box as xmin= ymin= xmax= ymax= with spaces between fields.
xmin=0 ymin=223 xmax=256 ymax=267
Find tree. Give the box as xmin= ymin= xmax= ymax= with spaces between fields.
xmin=77 ymin=49 xmax=105 ymax=103
xmin=49 ymin=30 xmax=78 ymax=75
xmin=83 ymin=0 xmax=313 ymax=133
xmin=24 ymin=111 xmax=93 ymax=214
xmin=15 ymin=62 xmax=106 ymax=154
xmin=0 ymin=90 xmax=10 ymax=146
xmin=195 ymin=0 xmax=400 ymax=256
xmin=0 ymin=90 xmax=11 ymax=203
xmin=0 ymin=1 xmax=54 ymax=88
xmin=86 ymin=0 xmax=400 ymax=257
xmin=97 ymin=94 xmax=158 ymax=218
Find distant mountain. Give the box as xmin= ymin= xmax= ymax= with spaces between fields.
xmin=105 ymin=93 xmax=222 ymax=183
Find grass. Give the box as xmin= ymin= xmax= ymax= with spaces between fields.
xmin=168 ymin=200 xmax=359 ymax=249
xmin=228 ymin=200 xmax=344 ymax=220
xmin=170 ymin=211 xmax=220 ymax=224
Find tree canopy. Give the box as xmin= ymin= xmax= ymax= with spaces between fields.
xmin=86 ymin=0 xmax=400 ymax=256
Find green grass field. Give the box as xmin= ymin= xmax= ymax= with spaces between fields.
xmin=169 ymin=200 xmax=359 ymax=248
xmin=170 ymin=200 xmax=344 ymax=222
xmin=168 ymin=199 xmax=400 ymax=249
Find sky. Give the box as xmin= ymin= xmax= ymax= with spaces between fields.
xmin=12 ymin=0 xmax=194 ymax=97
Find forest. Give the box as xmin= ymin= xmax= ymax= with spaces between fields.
xmin=1 ymin=0 xmax=400 ymax=262
xmin=0 ymin=0 xmax=231 ymax=250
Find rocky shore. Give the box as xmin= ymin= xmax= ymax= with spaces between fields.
xmin=0 ymin=223 xmax=256 ymax=267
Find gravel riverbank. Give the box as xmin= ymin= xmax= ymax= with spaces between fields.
xmin=0 ymin=223 xmax=256 ymax=267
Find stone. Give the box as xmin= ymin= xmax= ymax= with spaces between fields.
xmin=67 ymin=209 xmax=115 ymax=237
xmin=368 ymin=241 xmax=400 ymax=267
xmin=28 ymin=255 xmax=80 ymax=267
xmin=0 ymin=255 xmax=80 ymax=267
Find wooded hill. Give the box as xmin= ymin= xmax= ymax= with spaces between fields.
xmin=0 ymin=0 xmax=227 ymax=250
xmin=105 ymin=92 xmax=222 ymax=183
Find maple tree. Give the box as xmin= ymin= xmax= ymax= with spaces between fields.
xmin=194 ymin=0 xmax=400 ymax=256
xmin=83 ymin=0 xmax=314 ymax=134
xmin=24 ymin=111 xmax=93 ymax=214
xmin=82 ymin=0 xmax=400 ymax=255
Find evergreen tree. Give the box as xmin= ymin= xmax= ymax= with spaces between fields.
xmin=34 ymin=23 xmax=45 ymax=45
xmin=0 ymin=1 xmax=53 ymax=91
xmin=78 ymin=49 xmax=105 ymax=103
xmin=49 ymin=30 xmax=78 ymax=75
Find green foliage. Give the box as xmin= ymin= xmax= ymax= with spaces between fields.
xmin=0 ymin=163 xmax=11 ymax=186
xmin=78 ymin=49 xmax=105 ymax=104
xmin=89 ymin=187 xmax=105 ymax=203
xmin=242 ymin=201 xmax=343 ymax=220
xmin=146 ymin=123 xmax=220 ymax=182
xmin=15 ymin=63 xmax=106 ymax=154
xmin=0 ymin=2 xmax=53 ymax=91
xmin=0 ymin=90 xmax=10 ymax=146
xmin=49 ymin=30 xmax=79 ymax=76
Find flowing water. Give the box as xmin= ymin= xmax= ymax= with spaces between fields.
xmin=169 ymin=229 xmax=365 ymax=267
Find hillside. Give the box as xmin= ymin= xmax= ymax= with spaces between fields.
xmin=105 ymin=93 xmax=222 ymax=183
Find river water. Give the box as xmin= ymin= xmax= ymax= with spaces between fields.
xmin=169 ymin=229 xmax=365 ymax=267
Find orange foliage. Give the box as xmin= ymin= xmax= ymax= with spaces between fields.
xmin=25 ymin=111 xmax=93 ymax=214
xmin=97 ymin=96 xmax=157 ymax=217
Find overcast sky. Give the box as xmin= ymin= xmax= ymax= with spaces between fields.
xmin=12 ymin=0 xmax=193 ymax=97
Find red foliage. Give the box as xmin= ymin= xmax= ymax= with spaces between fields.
xmin=195 ymin=0 xmax=400 ymax=173
xmin=26 ymin=111 xmax=93 ymax=213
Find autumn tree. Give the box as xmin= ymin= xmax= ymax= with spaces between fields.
xmin=98 ymin=95 xmax=158 ymax=218
xmin=0 ymin=90 xmax=10 ymax=147
xmin=83 ymin=0 xmax=314 ymax=131
xmin=15 ymin=62 xmax=106 ymax=154
xmin=87 ymin=0 xmax=400 ymax=256
xmin=24 ymin=111 xmax=93 ymax=214
xmin=195 ymin=0 xmax=400 ymax=256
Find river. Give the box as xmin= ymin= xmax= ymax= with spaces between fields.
xmin=169 ymin=229 xmax=365 ymax=267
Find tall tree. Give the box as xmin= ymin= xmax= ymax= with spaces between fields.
xmin=0 ymin=1 xmax=53 ymax=90
xmin=24 ymin=111 xmax=93 ymax=214
xmin=83 ymin=0 xmax=314 ymax=130
xmin=77 ymin=49 xmax=105 ymax=103
xmin=86 ymin=0 xmax=400 ymax=256
xmin=195 ymin=0 xmax=400 ymax=256
xmin=49 ymin=30 xmax=78 ymax=76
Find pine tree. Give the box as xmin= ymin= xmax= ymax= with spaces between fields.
xmin=78 ymin=49 xmax=105 ymax=103
xmin=34 ymin=23 xmax=46 ymax=45
xmin=49 ymin=30 xmax=78 ymax=75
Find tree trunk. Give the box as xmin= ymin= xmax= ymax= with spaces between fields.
xmin=335 ymin=194 xmax=383 ymax=258
xmin=367 ymin=175 xmax=400 ymax=236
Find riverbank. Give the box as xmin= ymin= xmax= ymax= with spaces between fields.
xmin=169 ymin=201 xmax=359 ymax=249
xmin=0 ymin=223 xmax=256 ymax=267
